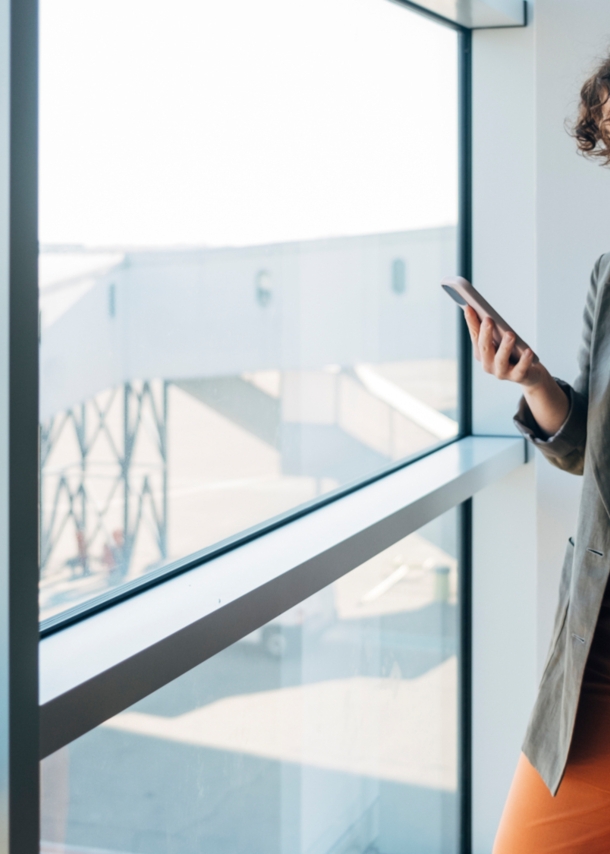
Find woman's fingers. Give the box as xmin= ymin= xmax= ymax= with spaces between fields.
xmin=464 ymin=307 xmax=481 ymax=361
xmin=508 ymin=347 xmax=535 ymax=384
xmin=494 ymin=330 xmax=516 ymax=379
xmin=479 ymin=317 xmax=496 ymax=373
xmin=464 ymin=310 xmax=532 ymax=385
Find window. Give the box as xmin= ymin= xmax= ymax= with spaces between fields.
xmin=0 ymin=0 xmax=534 ymax=849
xmin=41 ymin=509 xmax=459 ymax=854
xmin=39 ymin=0 xmax=460 ymax=623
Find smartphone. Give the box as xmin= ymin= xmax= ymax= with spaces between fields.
xmin=441 ymin=276 xmax=538 ymax=365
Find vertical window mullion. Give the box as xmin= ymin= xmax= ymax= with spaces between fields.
xmin=5 ymin=0 xmax=40 ymax=849
xmin=457 ymin=27 xmax=474 ymax=854
xmin=458 ymin=28 xmax=473 ymax=438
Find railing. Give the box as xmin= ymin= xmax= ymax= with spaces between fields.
xmin=40 ymin=435 xmax=525 ymax=758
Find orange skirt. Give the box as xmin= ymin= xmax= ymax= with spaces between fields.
xmin=494 ymin=600 xmax=610 ymax=853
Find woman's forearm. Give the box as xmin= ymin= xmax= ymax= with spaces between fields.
xmin=521 ymin=367 xmax=570 ymax=438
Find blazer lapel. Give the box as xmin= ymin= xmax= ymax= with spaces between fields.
xmin=587 ymin=272 xmax=610 ymax=518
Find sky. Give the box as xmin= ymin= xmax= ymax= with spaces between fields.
xmin=39 ymin=0 xmax=459 ymax=248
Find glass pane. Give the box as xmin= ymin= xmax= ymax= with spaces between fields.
xmin=39 ymin=0 xmax=459 ymax=619
xmin=41 ymin=508 xmax=460 ymax=854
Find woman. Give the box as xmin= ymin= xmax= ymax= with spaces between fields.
xmin=467 ymin=55 xmax=610 ymax=853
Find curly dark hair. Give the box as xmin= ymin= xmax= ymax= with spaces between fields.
xmin=573 ymin=55 xmax=610 ymax=164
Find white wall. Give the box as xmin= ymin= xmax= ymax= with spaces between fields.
xmin=471 ymin=15 xmax=538 ymax=852
xmin=472 ymin=463 xmax=537 ymax=853
xmin=471 ymin=1 xmax=610 ymax=850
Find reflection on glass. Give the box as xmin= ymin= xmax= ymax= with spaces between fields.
xmin=39 ymin=0 xmax=459 ymax=618
xmin=41 ymin=509 xmax=459 ymax=854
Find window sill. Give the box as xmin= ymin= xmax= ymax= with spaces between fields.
xmin=39 ymin=434 xmax=526 ymax=758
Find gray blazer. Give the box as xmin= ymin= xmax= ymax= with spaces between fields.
xmin=514 ymin=251 xmax=610 ymax=795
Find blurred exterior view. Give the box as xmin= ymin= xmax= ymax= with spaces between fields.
xmin=39 ymin=227 xmax=457 ymax=620
xmin=38 ymin=0 xmax=462 ymax=851
xmin=42 ymin=513 xmax=459 ymax=854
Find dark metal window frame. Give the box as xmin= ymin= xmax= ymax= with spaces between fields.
xmin=5 ymin=0 xmax=40 ymax=851
xmin=389 ymin=0 xmax=527 ymax=30
xmin=0 ymin=2 xmax=526 ymax=853
xmin=458 ymin=28 xmax=474 ymax=854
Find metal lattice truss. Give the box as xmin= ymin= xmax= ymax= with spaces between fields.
xmin=40 ymin=381 xmax=167 ymax=614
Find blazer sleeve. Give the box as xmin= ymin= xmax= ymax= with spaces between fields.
xmin=513 ymin=255 xmax=604 ymax=476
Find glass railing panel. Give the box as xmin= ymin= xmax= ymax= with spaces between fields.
xmin=41 ymin=507 xmax=459 ymax=854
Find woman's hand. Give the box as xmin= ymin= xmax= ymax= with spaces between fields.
xmin=465 ymin=306 xmax=540 ymax=387
xmin=464 ymin=306 xmax=570 ymax=437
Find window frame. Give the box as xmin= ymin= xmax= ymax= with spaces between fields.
xmin=2 ymin=0 xmax=40 ymax=850
xmin=390 ymin=0 xmax=526 ymax=29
